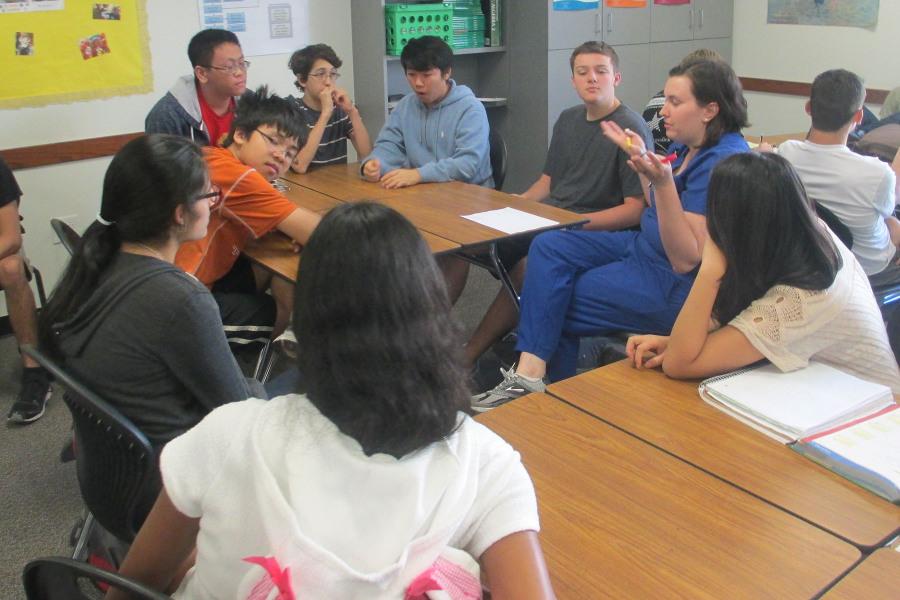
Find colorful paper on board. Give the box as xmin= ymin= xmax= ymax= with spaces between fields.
xmin=0 ymin=0 xmax=151 ymax=108
xmin=654 ymin=0 xmax=690 ymax=6
xmin=607 ymin=0 xmax=646 ymax=7
xmin=767 ymin=0 xmax=879 ymax=29
xmin=552 ymin=1 xmax=600 ymax=11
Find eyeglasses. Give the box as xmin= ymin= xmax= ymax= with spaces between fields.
xmin=309 ymin=69 xmax=340 ymax=81
xmin=254 ymin=129 xmax=299 ymax=161
xmin=202 ymin=60 xmax=251 ymax=76
xmin=196 ymin=185 xmax=223 ymax=210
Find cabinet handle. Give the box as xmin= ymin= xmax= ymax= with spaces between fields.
xmin=698 ymin=8 xmax=704 ymax=29
xmin=688 ymin=8 xmax=693 ymax=30
xmin=595 ymin=11 xmax=602 ymax=33
xmin=607 ymin=11 xmax=612 ymax=33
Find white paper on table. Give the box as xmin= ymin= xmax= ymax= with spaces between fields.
xmin=462 ymin=207 xmax=558 ymax=235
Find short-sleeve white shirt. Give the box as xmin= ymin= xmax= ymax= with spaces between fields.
xmin=779 ymin=140 xmax=897 ymax=275
xmin=160 ymin=395 xmax=539 ymax=599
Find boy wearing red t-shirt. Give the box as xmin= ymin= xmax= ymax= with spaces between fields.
xmin=146 ymin=29 xmax=248 ymax=146
xmin=176 ymin=86 xmax=320 ymax=340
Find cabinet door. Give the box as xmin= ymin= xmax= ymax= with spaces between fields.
xmin=602 ymin=4 xmax=650 ymax=46
xmin=693 ymin=36 xmax=732 ymax=65
xmin=614 ymin=43 xmax=650 ymax=115
xmin=693 ymin=0 xmax=733 ymax=40
xmin=547 ymin=48 xmax=580 ymax=139
xmin=649 ymin=40 xmax=694 ymax=95
xmin=549 ymin=4 xmax=602 ymax=51
xmin=650 ymin=0 xmax=694 ymax=43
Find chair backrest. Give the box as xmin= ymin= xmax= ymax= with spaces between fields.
xmin=489 ymin=128 xmax=508 ymax=191
xmin=21 ymin=346 xmax=157 ymax=543
xmin=50 ymin=218 xmax=82 ymax=257
xmin=813 ymin=201 xmax=853 ymax=250
xmin=23 ymin=556 xmax=170 ymax=600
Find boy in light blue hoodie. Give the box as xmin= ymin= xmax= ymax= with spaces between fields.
xmin=361 ymin=36 xmax=492 ymax=191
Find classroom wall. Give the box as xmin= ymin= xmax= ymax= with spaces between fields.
xmin=732 ymin=0 xmax=897 ymax=136
xmin=0 ymin=0 xmax=353 ymax=317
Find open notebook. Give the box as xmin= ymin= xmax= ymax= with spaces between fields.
xmin=792 ymin=405 xmax=900 ymax=504
xmin=698 ymin=362 xmax=895 ymax=444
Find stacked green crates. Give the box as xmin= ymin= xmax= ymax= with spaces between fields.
xmin=445 ymin=0 xmax=485 ymax=50
xmin=384 ymin=3 xmax=453 ymax=56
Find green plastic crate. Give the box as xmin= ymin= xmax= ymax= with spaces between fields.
xmin=385 ymin=3 xmax=453 ymax=56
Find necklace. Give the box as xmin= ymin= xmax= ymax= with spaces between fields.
xmin=130 ymin=242 xmax=167 ymax=262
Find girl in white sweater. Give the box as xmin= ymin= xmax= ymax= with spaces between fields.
xmin=628 ymin=152 xmax=900 ymax=392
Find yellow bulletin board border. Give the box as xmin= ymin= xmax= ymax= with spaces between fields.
xmin=0 ymin=1 xmax=152 ymax=109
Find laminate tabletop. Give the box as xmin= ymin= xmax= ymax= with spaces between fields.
xmin=476 ymin=393 xmax=860 ymax=599
xmin=546 ymin=360 xmax=900 ymax=550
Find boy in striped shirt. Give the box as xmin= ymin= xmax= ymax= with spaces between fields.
xmin=288 ymin=44 xmax=372 ymax=173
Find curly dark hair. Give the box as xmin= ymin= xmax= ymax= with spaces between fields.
xmin=288 ymin=43 xmax=342 ymax=91
xmin=293 ymin=202 xmax=470 ymax=458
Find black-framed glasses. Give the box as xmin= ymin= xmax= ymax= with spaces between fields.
xmin=254 ymin=129 xmax=299 ymax=161
xmin=196 ymin=185 xmax=223 ymax=209
xmin=201 ymin=60 xmax=250 ymax=76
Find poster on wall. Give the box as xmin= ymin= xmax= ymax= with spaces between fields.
xmin=606 ymin=0 xmax=646 ymax=8
xmin=198 ymin=0 xmax=308 ymax=57
xmin=767 ymin=0 xmax=879 ymax=29
xmin=0 ymin=0 xmax=151 ymax=108
xmin=0 ymin=0 xmax=65 ymax=14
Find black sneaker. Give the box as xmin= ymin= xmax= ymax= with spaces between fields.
xmin=7 ymin=368 xmax=51 ymax=424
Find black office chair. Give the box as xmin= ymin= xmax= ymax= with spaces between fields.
xmin=50 ymin=218 xmax=82 ymax=257
xmin=814 ymin=201 xmax=853 ymax=250
xmin=21 ymin=346 xmax=158 ymax=563
xmin=489 ymin=128 xmax=508 ymax=191
xmin=23 ymin=556 xmax=169 ymax=600
xmin=813 ymin=202 xmax=900 ymax=312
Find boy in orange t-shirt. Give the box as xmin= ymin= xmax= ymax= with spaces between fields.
xmin=176 ymin=86 xmax=320 ymax=340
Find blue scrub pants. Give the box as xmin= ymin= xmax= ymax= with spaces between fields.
xmin=515 ymin=229 xmax=695 ymax=382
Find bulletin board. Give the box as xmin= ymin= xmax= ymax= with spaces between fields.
xmin=0 ymin=1 xmax=152 ymax=109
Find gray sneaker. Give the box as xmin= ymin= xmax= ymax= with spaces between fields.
xmin=471 ymin=367 xmax=546 ymax=412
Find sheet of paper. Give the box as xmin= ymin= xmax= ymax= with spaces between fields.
xmin=462 ymin=207 xmax=558 ymax=235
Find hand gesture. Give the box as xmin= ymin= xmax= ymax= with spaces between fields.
xmin=627 ymin=151 xmax=674 ymax=189
xmin=332 ymin=87 xmax=353 ymax=112
xmin=318 ymin=87 xmax=335 ymax=119
xmin=380 ymin=168 xmax=421 ymax=189
xmin=626 ymin=334 xmax=669 ymax=370
xmin=362 ymin=159 xmax=381 ymax=182
xmin=600 ymin=121 xmax=647 ymax=158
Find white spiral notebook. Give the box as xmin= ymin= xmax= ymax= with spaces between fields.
xmin=698 ymin=361 xmax=895 ymax=444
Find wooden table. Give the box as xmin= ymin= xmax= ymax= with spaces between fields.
xmin=262 ymin=165 xmax=585 ymax=298
xmin=546 ymin=360 xmax=900 ymax=550
xmin=823 ymin=548 xmax=900 ymax=599
xmin=281 ymin=162 xmax=402 ymax=201
xmin=375 ymin=184 xmax=584 ymax=249
xmin=243 ymin=229 xmax=460 ymax=282
xmin=744 ymin=131 xmax=808 ymax=146
xmin=284 ymin=164 xmax=586 ymax=249
xmin=276 ymin=179 xmax=344 ymax=214
xmin=476 ymin=393 xmax=860 ymax=599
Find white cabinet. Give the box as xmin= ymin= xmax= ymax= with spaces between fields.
xmin=602 ymin=3 xmax=650 ymax=46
